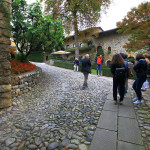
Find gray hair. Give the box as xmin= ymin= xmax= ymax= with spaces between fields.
xmin=85 ymin=54 xmax=89 ymax=57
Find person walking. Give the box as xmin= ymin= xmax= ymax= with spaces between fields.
xmin=110 ymin=54 xmax=126 ymax=105
xmin=81 ymin=54 xmax=91 ymax=89
xmin=132 ymin=54 xmax=147 ymax=104
xmin=96 ymin=55 xmax=103 ymax=76
xmin=141 ymin=54 xmax=150 ymax=90
xmin=74 ymin=58 xmax=79 ymax=72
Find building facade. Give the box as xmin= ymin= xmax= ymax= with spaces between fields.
xmin=64 ymin=27 xmax=134 ymax=62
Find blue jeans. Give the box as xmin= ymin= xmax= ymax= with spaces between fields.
xmin=133 ymin=76 xmax=146 ymax=100
xmin=147 ymin=78 xmax=150 ymax=88
xmin=97 ymin=64 xmax=101 ymax=75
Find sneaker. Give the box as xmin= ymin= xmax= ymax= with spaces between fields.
xmin=114 ymin=100 xmax=117 ymax=105
xmin=132 ymin=97 xmax=138 ymax=101
xmin=133 ymin=100 xmax=143 ymax=105
xmin=141 ymin=88 xmax=146 ymax=91
xmin=119 ymin=101 xmax=123 ymax=105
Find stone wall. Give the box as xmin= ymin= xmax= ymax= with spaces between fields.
xmin=0 ymin=0 xmax=12 ymax=108
xmin=64 ymin=27 xmax=102 ymax=50
xmin=11 ymin=67 xmax=42 ymax=99
xmin=92 ymin=31 xmax=135 ymax=63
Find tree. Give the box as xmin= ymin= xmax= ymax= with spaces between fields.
xmin=12 ymin=0 xmax=64 ymax=61
xmin=43 ymin=0 xmax=111 ymax=58
xmin=117 ymin=2 xmax=150 ymax=52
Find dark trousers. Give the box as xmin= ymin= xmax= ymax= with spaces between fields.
xmin=133 ymin=76 xmax=146 ymax=100
xmin=113 ymin=77 xmax=125 ymax=101
xmin=83 ymin=72 xmax=89 ymax=87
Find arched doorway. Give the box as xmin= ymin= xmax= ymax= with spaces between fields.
xmin=97 ymin=46 xmax=104 ymax=59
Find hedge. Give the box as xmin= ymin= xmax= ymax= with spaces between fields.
xmin=54 ymin=61 xmax=76 ymax=70
xmin=66 ymin=46 xmax=93 ymax=53
xmin=53 ymin=61 xmax=112 ymax=76
xmin=53 ymin=60 xmax=136 ymax=79
xmin=28 ymin=51 xmax=44 ymax=62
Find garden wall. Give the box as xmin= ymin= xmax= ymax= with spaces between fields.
xmin=11 ymin=67 xmax=42 ymax=99
xmin=0 ymin=0 xmax=12 ymax=108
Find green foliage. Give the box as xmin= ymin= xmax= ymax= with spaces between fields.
xmin=48 ymin=54 xmax=58 ymax=60
xmin=138 ymin=50 xmax=147 ymax=54
xmin=54 ymin=61 xmax=77 ymax=70
xmin=68 ymin=57 xmax=75 ymax=62
xmin=53 ymin=60 xmax=136 ymax=79
xmin=66 ymin=46 xmax=93 ymax=53
xmin=91 ymin=68 xmax=112 ymax=77
xmin=96 ymin=47 xmax=104 ymax=57
xmin=15 ymin=53 xmax=29 ymax=62
xmin=108 ymin=50 xmax=111 ymax=54
xmin=117 ymin=2 xmax=150 ymax=52
xmin=12 ymin=0 xmax=64 ymax=61
xmin=27 ymin=51 xmax=44 ymax=62
xmin=127 ymin=57 xmax=135 ymax=64
xmin=43 ymin=0 xmax=111 ymax=58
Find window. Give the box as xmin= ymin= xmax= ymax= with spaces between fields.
xmin=80 ymin=43 xmax=83 ymax=47
xmin=87 ymin=40 xmax=92 ymax=47
xmin=108 ymin=46 xmax=111 ymax=54
xmin=66 ymin=45 xmax=70 ymax=49
xmin=73 ymin=43 xmax=76 ymax=48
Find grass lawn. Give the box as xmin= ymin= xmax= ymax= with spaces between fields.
xmin=91 ymin=69 xmax=97 ymax=74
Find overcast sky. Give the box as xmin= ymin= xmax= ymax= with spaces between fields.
xmin=100 ymin=0 xmax=149 ymax=30
xmin=27 ymin=0 xmax=149 ymax=31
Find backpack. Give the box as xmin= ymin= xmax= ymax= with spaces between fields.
xmin=115 ymin=67 xmax=126 ymax=79
xmin=146 ymin=63 xmax=150 ymax=75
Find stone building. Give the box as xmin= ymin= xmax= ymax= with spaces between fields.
xmin=0 ymin=0 xmax=12 ymax=108
xmin=64 ymin=27 xmax=134 ymax=62
xmin=64 ymin=27 xmax=103 ymax=58
xmin=92 ymin=28 xmax=134 ymax=63
xmin=64 ymin=27 xmax=103 ymax=49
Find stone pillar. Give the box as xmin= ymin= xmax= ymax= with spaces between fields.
xmin=0 ymin=0 xmax=12 ymax=108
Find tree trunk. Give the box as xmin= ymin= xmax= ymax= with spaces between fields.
xmin=73 ymin=16 xmax=80 ymax=59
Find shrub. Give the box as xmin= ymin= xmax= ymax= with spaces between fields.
xmin=68 ymin=57 xmax=75 ymax=62
xmin=54 ymin=61 xmax=75 ymax=70
xmin=53 ymin=60 xmax=136 ymax=79
xmin=102 ymin=68 xmax=112 ymax=77
xmin=48 ymin=54 xmax=58 ymax=60
xmin=28 ymin=51 xmax=44 ymax=62
xmin=128 ymin=57 xmax=135 ymax=64
xmin=66 ymin=46 xmax=93 ymax=53
xmin=11 ymin=59 xmax=36 ymax=74
xmin=15 ymin=53 xmax=28 ymax=62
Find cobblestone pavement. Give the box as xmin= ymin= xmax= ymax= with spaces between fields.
xmin=129 ymin=82 xmax=150 ymax=150
xmin=0 ymin=63 xmax=112 ymax=150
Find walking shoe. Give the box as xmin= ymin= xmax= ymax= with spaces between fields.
xmin=119 ymin=101 xmax=123 ymax=105
xmin=132 ymin=97 xmax=138 ymax=101
xmin=133 ymin=100 xmax=143 ymax=105
xmin=114 ymin=100 xmax=117 ymax=105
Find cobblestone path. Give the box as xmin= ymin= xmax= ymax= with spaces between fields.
xmin=0 ymin=63 xmax=112 ymax=150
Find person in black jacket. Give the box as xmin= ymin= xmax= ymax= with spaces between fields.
xmin=81 ymin=54 xmax=91 ymax=89
xmin=132 ymin=54 xmax=147 ymax=104
xmin=110 ymin=54 xmax=126 ymax=105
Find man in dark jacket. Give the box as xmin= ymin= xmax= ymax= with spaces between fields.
xmin=132 ymin=54 xmax=147 ymax=104
xmin=81 ymin=54 xmax=91 ymax=89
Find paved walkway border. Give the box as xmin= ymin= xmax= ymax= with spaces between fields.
xmin=90 ymin=90 xmax=145 ymax=150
